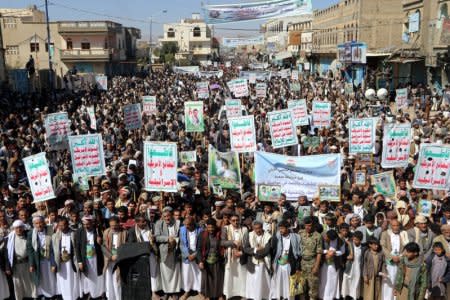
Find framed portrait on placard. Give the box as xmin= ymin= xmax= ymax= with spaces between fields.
xmin=354 ymin=171 xmax=366 ymax=186
xmin=318 ymin=184 xmax=341 ymax=202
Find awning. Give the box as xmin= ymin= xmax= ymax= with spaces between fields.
xmin=387 ymin=57 xmax=424 ymax=64
xmin=366 ymin=52 xmax=391 ymax=57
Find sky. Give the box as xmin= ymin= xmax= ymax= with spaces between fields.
xmin=0 ymin=0 xmax=339 ymax=39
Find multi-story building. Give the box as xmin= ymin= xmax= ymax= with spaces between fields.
xmin=397 ymin=0 xmax=449 ymax=86
xmin=159 ymin=13 xmax=212 ymax=64
xmin=1 ymin=6 xmax=140 ymax=90
xmin=287 ymin=20 xmax=313 ymax=70
xmin=0 ymin=12 xmax=6 ymax=84
xmin=311 ymin=0 xmax=403 ymax=81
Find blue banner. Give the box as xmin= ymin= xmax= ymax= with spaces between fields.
xmin=255 ymin=151 xmax=341 ymax=201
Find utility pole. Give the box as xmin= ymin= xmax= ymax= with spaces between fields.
xmin=44 ymin=0 xmax=55 ymax=100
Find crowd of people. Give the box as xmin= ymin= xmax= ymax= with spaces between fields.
xmin=0 ymin=63 xmax=449 ymax=300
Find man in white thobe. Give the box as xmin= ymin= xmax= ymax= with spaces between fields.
xmin=221 ymin=214 xmax=248 ymax=298
xmin=75 ymin=215 xmax=105 ymax=299
xmin=380 ymin=219 xmax=408 ymax=300
xmin=243 ymin=220 xmax=272 ymax=300
xmin=155 ymin=208 xmax=182 ymax=296
xmin=179 ymin=216 xmax=203 ymax=300
xmin=52 ymin=216 xmax=80 ymax=300
xmin=27 ymin=215 xmax=57 ymax=299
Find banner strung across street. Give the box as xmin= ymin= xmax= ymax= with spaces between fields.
xmin=185 ymin=101 xmax=204 ymax=132
xmin=255 ymin=152 xmax=341 ymax=201
xmin=348 ymin=118 xmax=378 ymax=154
xmin=196 ymin=82 xmax=210 ymax=99
xmin=268 ymin=109 xmax=298 ymax=148
xmin=44 ymin=112 xmax=70 ymax=150
xmin=312 ymin=101 xmax=331 ymax=127
xmin=123 ymin=103 xmax=142 ymax=131
xmin=288 ymin=99 xmax=308 ymax=126
xmin=381 ymin=123 xmax=411 ymax=168
xmin=222 ymin=35 xmax=264 ymax=47
xmin=228 ymin=115 xmax=257 ymax=153
xmin=208 ymin=145 xmax=241 ymax=190
xmin=413 ymin=144 xmax=450 ymax=190
xmin=69 ymin=134 xmax=106 ymax=177
xmin=144 ymin=142 xmax=178 ymax=192
xmin=23 ymin=152 xmax=55 ymax=202
xmin=203 ymin=0 xmax=312 ymax=24
xmin=142 ymin=96 xmax=157 ymax=115
xmin=225 ymin=99 xmax=242 ymax=118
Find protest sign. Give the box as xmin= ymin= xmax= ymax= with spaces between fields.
xmin=68 ymin=134 xmax=106 ymax=177
xmin=413 ymin=144 xmax=450 ymax=190
xmin=87 ymin=106 xmax=97 ymax=130
xmin=312 ymin=101 xmax=331 ymax=127
xmin=185 ymin=101 xmax=204 ymax=132
xmin=418 ymin=199 xmax=432 ymax=217
xmin=225 ymin=61 xmax=231 ymax=68
xmin=302 ymin=136 xmax=320 ymax=149
xmin=349 ymin=118 xmax=377 ymax=154
xmin=395 ymin=88 xmax=408 ymax=111
xmin=180 ymin=151 xmax=197 ymax=163
xmin=249 ymin=73 xmax=257 ymax=84
xmin=381 ymin=123 xmax=411 ymax=168
xmin=73 ymin=173 xmax=90 ymax=191
xmin=228 ymin=115 xmax=257 ymax=153
xmin=291 ymin=70 xmax=299 ymax=81
xmin=196 ymin=82 xmax=210 ymax=99
xmin=123 ymin=103 xmax=142 ymax=130
xmin=288 ymin=99 xmax=309 ymax=126
xmin=208 ymin=145 xmax=241 ymax=190
xmin=44 ymin=112 xmax=70 ymax=150
xmin=229 ymin=78 xmax=249 ymax=97
xmin=255 ymin=83 xmax=267 ymax=98
xmin=143 ymin=142 xmax=177 ymax=192
xmin=23 ymin=152 xmax=55 ymax=202
xmin=318 ymin=185 xmax=341 ymax=202
xmin=354 ymin=171 xmax=366 ymax=186
xmin=142 ymin=96 xmax=157 ymax=116
xmin=255 ymin=152 xmax=341 ymax=200
xmin=258 ymin=185 xmax=281 ymax=202
xmin=344 ymin=82 xmax=353 ymax=95
xmin=95 ymin=75 xmax=108 ymax=90
xmin=371 ymin=171 xmax=396 ymax=197
xmin=267 ymin=109 xmax=298 ymax=148
xmin=225 ymin=99 xmax=242 ymax=118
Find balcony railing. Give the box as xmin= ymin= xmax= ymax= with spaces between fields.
xmin=60 ymin=49 xmax=111 ymax=61
xmin=58 ymin=21 xmax=119 ymax=33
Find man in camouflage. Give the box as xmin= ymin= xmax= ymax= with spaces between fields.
xmin=299 ymin=217 xmax=323 ymax=299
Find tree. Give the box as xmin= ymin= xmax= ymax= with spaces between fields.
xmin=160 ymin=42 xmax=179 ymax=64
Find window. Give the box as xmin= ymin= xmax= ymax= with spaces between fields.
xmin=66 ymin=38 xmax=73 ymax=50
xmin=6 ymin=45 xmax=19 ymax=55
xmin=167 ymin=28 xmax=175 ymax=38
xmin=30 ymin=42 xmax=39 ymax=52
xmin=3 ymin=18 xmax=17 ymax=29
xmin=193 ymin=26 xmax=201 ymax=37
xmin=81 ymin=40 xmax=90 ymax=50
xmin=440 ymin=4 xmax=449 ymax=19
xmin=45 ymin=43 xmax=54 ymax=52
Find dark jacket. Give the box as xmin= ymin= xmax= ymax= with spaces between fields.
xmin=74 ymin=228 xmax=104 ymax=276
xmin=26 ymin=229 xmax=55 ymax=285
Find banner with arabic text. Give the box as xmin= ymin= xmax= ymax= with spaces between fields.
xmin=69 ymin=134 xmax=106 ymax=177
xmin=255 ymin=152 xmax=341 ymax=200
xmin=349 ymin=118 xmax=378 ymax=154
xmin=413 ymin=144 xmax=450 ymax=190
xmin=23 ymin=152 xmax=55 ymax=202
xmin=288 ymin=99 xmax=308 ymax=126
xmin=381 ymin=123 xmax=411 ymax=168
xmin=268 ymin=109 xmax=298 ymax=148
xmin=143 ymin=96 xmax=157 ymax=116
xmin=312 ymin=101 xmax=331 ymax=127
xmin=144 ymin=142 xmax=178 ymax=192
xmin=229 ymin=115 xmax=257 ymax=153
xmin=196 ymin=82 xmax=210 ymax=99
xmin=222 ymin=35 xmax=264 ymax=47
xmin=225 ymin=99 xmax=242 ymax=118
xmin=44 ymin=112 xmax=70 ymax=150
xmin=123 ymin=103 xmax=142 ymax=131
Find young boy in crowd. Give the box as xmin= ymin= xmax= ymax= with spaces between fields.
xmin=425 ymin=242 xmax=450 ymax=300
xmin=394 ymin=242 xmax=428 ymax=300
xmin=363 ymin=237 xmax=384 ymax=300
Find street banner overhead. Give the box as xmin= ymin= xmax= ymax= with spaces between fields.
xmin=222 ymin=36 xmax=265 ymax=47
xmin=203 ymin=0 xmax=312 ymax=24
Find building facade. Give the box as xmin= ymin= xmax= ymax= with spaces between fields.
xmin=287 ymin=20 xmax=313 ymax=70
xmin=1 ymin=7 xmax=140 ymax=90
xmin=398 ymin=0 xmax=449 ymax=87
xmin=311 ymin=0 xmax=403 ymax=82
xmin=159 ymin=13 xmax=212 ymax=64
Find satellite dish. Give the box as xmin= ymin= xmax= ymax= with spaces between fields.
xmin=365 ymin=89 xmax=376 ymax=100
xmin=377 ymin=88 xmax=388 ymax=100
